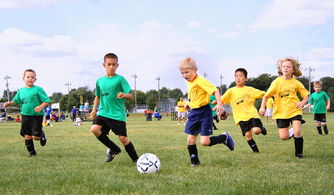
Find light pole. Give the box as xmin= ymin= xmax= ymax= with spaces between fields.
xmin=220 ymin=74 xmax=224 ymax=95
xmin=155 ymin=76 xmax=160 ymax=110
xmin=4 ymin=75 xmax=11 ymax=102
xmin=65 ymin=82 xmax=71 ymax=110
xmin=305 ymin=66 xmax=315 ymax=112
xmin=131 ymin=74 xmax=138 ymax=113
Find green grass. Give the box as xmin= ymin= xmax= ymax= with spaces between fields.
xmin=0 ymin=113 xmax=333 ymax=194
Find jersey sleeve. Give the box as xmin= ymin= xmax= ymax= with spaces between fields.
xmin=38 ymin=87 xmax=50 ymax=103
xmin=308 ymin=94 xmax=314 ymax=104
xmin=221 ymin=89 xmax=231 ymax=104
xmin=324 ymin=92 xmax=330 ymax=100
xmin=264 ymin=79 xmax=277 ymax=98
xmin=13 ymin=90 xmax=22 ymax=104
xmin=297 ymin=81 xmax=309 ymax=98
xmin=200 ymin=78 xmax=217 ymax=95
xmin=251 ymin=87 xmax=265 ymax=99
xmin=120 ymin=76 xmax=132 ymax=94
xmin=95 ymin=79 xmax=100 ymax=97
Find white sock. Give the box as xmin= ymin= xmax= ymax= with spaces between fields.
xmin=289 ymin=128 xmax=294 ymax=138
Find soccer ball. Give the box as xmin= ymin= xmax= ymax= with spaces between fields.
xmin=136 ymin=153 xmax=160 ymax=174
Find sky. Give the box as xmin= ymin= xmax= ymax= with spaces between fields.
xmin=1 ymin=0 xmax=334 ymax=97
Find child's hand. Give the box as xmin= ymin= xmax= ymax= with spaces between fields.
xmin=90 ymin=111 xmax=96 ymax=120
xmin=326 ymin=105 xmax=330 ymax=110
xmin=3 ymin=102 xmax=10 ymax=107
xmin=215 ymin=105 xmax=224 ymax=119
xmin=259 ymin=107 xmax=265 ymax=116
xmin=34 ymin=106 xmax=42 ymax=113
xmin=295 ymin=102 xmax=303 ymax=109
xmin=117 ymin=92 xmax=125 ymax=99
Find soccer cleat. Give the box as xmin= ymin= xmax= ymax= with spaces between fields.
xmin=190 ymin=154 xmax=200 ymax=167
xmin=29 ymin=150 xmax=37 ymax=156
xmin=40 ymin=136 xmax=47 ymax=146
xmin=261 ymin=127 xmax=267 ymax=135
xmin=295 ymin=154 xmax=303 ymax=159
xmin=105 ymin=147 xmax=121 ymax=162
xmin=222 ymin=132 xmax=235 ymax=151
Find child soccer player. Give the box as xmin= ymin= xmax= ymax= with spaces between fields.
xmin=303 ymin=80 xmax=330 ymax=135
xmin=177 ymin=97 xmax=187 ymax=124
xmin=259 ymin=58 xmax=309 ymax=159
xmin=221 ymin=68 xmax=267 ymax=153
xmin=90 ymin=53 xmax=139 ymax=163
xmin=209 ymin=95 xmax=219 ymax=130
xmin=179 ymin=57 xmax=235 ymax=166
xmin=4 ymin=69 xmax=49 ymax=156
xmin=264 ymin=97 xmax=275 ymax=123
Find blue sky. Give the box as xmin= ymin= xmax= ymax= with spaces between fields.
xmin=1 ymin=0 xmax=334 ymax=97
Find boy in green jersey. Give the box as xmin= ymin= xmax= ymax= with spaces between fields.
xmin=4 ymin=69 xmax=50 ymax=156
xmin=90 ymin=53 xmax=139 ymax=163
xmin=303 ymin=80 xmax=331 ymax=135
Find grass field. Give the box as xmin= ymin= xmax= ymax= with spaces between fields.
xmin=0 ymin=113 xmax=333 ymax=195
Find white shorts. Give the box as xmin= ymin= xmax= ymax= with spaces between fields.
xmin=265 ymin=108 xmax=273 ymax=117
xmin=178 ymin=111 xmax=186 ymax=118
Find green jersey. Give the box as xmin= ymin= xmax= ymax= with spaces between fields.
xmin=309 ymin=91 xmax=330 ymax=114
xmin=209 ymin=95 xmax=217 ymax=117
xmin=13 ymin=85 xmax=50 ymax=116
xmin=96 ymin=75 xmax=132 ymax=122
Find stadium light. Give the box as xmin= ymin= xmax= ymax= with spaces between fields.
xmin=204 ymin=72 xmax=208 ymax=79
xmin=131 ymin=74 xmax=138 ymax=113
xmin=305 ymin=66 xmax=315 ymax=112
xmin=220 ymin=74 xmax=224 ymax=95
xmin=65 ymin=82 xmax=71 ymax=109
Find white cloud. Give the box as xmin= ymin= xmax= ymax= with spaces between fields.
xmin=216 ymin=31 xmax=242 ymax=39
xmin=250 ymin=0 xmax=334 ymax=32
xmin=186 ymin=21 xmax=201 ymax=29
xmin=0 ymin=22 xmax=207 ymax=95
xmin=0 ymin=0 xmax=67 ymax=9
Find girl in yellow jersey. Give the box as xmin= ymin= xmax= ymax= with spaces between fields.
xmin=259 ymin=58 xmax=309 ymax=159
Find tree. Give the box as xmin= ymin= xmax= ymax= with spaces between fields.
xmin=50 ymin=92 xmax=63 ymax=104
xmin=168 ymin=88 xmax=184 ymax=100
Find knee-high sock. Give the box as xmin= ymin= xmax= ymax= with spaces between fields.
xmin=294 ymin=137 xmax=303 ymax=155
xmin=208 ymin=134 xmax=227 ymax=146
xmin=247 ymin=139 xmax=259 ymax=152
xmin=125 ymin=142 xmax=139 ymax=162
xmin=317 ymin=126 xmax=322 ymax=135
xmin=25 ymin=139 xmax=36 ymax=155
xmin=97 ymin=133 xmax=119 ymax=151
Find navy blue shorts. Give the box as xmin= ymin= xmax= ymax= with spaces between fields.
xmin=184 ymin=104 xmax=213 ymax=136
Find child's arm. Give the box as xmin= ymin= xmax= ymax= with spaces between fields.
xmin=117 ymin=92 xmax=132 ymax=99
xmin=34 ymin=102 xmax=49 ymax=113
xmin=213 ymin=90 xmax=224 ymax=118
xmin=3 ymin=101 xmax=17 ymax=107
xmin=326 ymin=99 xmax=331 ymax=110
xmin=90 ymin=96 xmax=100 ymax=119
xmin=296 ymin=96 xmax=309 ymax=109
xmin=259 ymin=96 xmax=268 ymax=116
xmin=302 ymin=103 xmax=312 ymax=110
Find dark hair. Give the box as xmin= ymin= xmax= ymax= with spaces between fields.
xmin=104 ymin=53 xmax=118 ymax=63
xmin=235 ymin=68 xmax=248 ymax=78
xmin=23 ymin=69 xmax=36 ymax=77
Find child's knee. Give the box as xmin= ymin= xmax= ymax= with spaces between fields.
xmin=90 ymin=126 xmax=102 ymax=136
xmin=118 ymin=136 xmax=129 ymax=145
xmin=252 ymin=127 xmax=261 ymax=135
xmin=200 ymin=140 xmax=210 ymax=146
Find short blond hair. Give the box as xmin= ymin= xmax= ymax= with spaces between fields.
xmin=179 ymin=57 xmax=197 ymax=70
xmin=277 ymin=57 xmax=302 ymax=77
xmin=313 ymin=80 xmax=322 ymax=87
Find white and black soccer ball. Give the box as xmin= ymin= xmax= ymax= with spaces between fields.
xmin=136 ymin=153 xmax=160 ymax=174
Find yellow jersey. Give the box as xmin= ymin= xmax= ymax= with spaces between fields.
xmin=187 ymin=75 xmax=217 ymax=109
xmin=177 ymin=101 xmax=186 ymax=112
xmin=221 ymin=86 xmax=264 ymax=124
xmin=264 ymin=77 xmax=309 ymax=119
xmin=266 ymin=97 xmax=274 ymax=109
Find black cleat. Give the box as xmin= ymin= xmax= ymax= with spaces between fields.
xmin=261 ymin=127 xmax=267 ymax=135
xmin=40 ymin=136 xmax=47 ymax=146
xmin=190 ymin=154 xmax=200 ymax=167
xmin=295 ymin=154 xmax=303 ymax=159
xmin=29 ymin=150 xmax=37 ymax=156
xmin=105 ymin=147 xmax=121 ymax=162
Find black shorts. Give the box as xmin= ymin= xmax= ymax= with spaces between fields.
xmin=20 ymin=115 xmax=44 ymax=137
xmin=92 ymin=115 xmax=127 ymax=136
xmin=314 ymin=114 xmax=326 ymax=123
xmin=45 ymin=115 xmax=51 ymax=120
xmin=276 ymin=115 xmax=304 ymax=128
xmin=239 ymin=118 xmax=263 ymax=136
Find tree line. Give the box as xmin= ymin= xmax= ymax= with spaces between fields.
xmin=2 ymin=74 xmax=334 ymax=111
